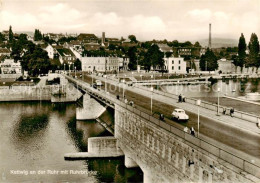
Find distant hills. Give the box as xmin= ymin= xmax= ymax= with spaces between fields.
xmin=198 ymin=38 xmax=238 ymax=48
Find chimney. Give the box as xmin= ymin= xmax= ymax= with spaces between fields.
xmin=209 ymin=23 xmax=212 ymax=49
xmin=102 ymin=32 xmax=105 ymax=46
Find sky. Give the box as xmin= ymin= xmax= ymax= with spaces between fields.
xmin=0 ymin=0 xmax=259 ymax=42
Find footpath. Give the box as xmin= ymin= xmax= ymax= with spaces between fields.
xmin=93 ymin=75 xmax=260 ymax=135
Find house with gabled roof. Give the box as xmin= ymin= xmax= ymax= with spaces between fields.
xmin=0 ymin=48 xmax=11 ymax=57
xmin=55 ymin=47 xmax=76 ymax=64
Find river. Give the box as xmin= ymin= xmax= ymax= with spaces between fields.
xmin=0 ymin=101 xmax=143 ymax=183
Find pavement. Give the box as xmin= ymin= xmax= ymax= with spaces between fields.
xmin=93 ymin=74 xmax=260 ymax=136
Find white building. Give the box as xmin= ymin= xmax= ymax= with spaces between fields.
xmin=164 ymin=57 xmax=186 ymax=74
xmin=44 ymin=44 xmax=55 ymax=59
xmin=0 ymin=59 xmax=22 ymax=78
xmin=118 ymin=57 xmax=129 ymax=70
xmin=81 ymin=57 xmax=119 ymax=73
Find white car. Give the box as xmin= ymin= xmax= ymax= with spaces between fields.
xmin=95 ymin=80 xmax=102 ymax=86
xmin=172 ymin=109 xmax=189 ymax=121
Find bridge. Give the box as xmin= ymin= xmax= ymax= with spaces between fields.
xmin=65 ymin=74 xmax=260 ymax=183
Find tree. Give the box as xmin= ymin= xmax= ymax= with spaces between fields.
xmin=248 ymin=33 xmax=260 ymax=72
xmin=199 ymin=48 xmax=218 ymax=71
xmin=236 ymin=33 xmax=247 ymax=72
xmin=128 ymin=35 xmax=138 ymax=43
xmin=143 ymin=44 xmax=164 ymax=72
xmin=127 ymin=46 xmax=137 ymax=70
xmin=194 ymin=41 xmax=201 ymax=47
xmin=74 ymin=59 xmax=82 ymax=70
xmin=34 ymin=29 xmax=43 ymax=41
xmin=9 ymin=26 xmax=13 ymax=42
xmin=0 ymin=33 xmax=5 ymax=43
xmin=165 ymin=52 xmax=173 ymax=58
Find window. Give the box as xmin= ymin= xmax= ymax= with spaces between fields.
xmin=172 ymin=66 xmax=174 ymax=70
xmin=179 ymin=66 xmax=181 ymax=70
xmin=179 ymin=60 xmax=181 ymax=64
xmin=172 ymin=60 xmax=174 ymax=64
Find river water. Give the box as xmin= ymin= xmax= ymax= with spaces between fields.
xmin=0 ymin=102 xmax=143 ymax=183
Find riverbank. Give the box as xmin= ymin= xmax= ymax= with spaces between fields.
xmin=0 ymin=75 xmax=82 ymax=103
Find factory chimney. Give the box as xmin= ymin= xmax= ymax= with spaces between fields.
xmin=209 ymin=23 xmax=212 ymax=49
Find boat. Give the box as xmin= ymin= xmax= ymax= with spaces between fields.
xmin=245 ymin=92 xmax=260 ymax=100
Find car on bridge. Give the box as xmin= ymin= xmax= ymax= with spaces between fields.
xmin=95 ymin=80 xmax=102 ymax=86
xmin=172 ymin=109 xmax=189 ymax=121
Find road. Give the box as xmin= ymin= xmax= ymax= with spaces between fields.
xmin=76 ymin=74 xmax=260 ymax=159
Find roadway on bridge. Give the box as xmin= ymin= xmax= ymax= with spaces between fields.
xmin=77 ymin=74 xmax=260 ymax=159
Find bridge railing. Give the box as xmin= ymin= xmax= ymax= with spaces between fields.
xmin=116 ymin=98 xmax=260 ymax=179
xmin=134 ymin=84 xmax=260 ymax=124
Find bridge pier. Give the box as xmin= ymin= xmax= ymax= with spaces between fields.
xmin=124 ymin=154 xmax=139 ymax=168
xmin=76 ymin=94 xmax=106 ymax=120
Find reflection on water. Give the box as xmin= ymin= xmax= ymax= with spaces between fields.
xmin=88 ymin=158 xmax=143 ymax=183
xmin=0 ymin=102 xmax=143 ymax=182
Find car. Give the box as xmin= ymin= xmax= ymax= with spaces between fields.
xmin=172 ymin=109 xmax=189 ymax=121
xmin=95 ymin=80 xmax=102 ymax=86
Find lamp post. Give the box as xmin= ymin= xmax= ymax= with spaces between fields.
xmin=63 ymin=64 xmax=65 ymax=74
xmin=122 ymin=79 xmax=125 ymax=99
xmin=151 ymin=87 xmax=153 ymax=114
xmin=196 ymin=99 xmax=201 ymax=137
xmin=217 ymin=87 xmax=220 ymax=116
xmin=69 ymin=63 xmax=71 ymax=76
xmin=104 ymin=75 xmax=107 ymax=93
xmin=75 ymin=66 xmax=76 ymax=77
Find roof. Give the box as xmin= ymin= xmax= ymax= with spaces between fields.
xmin=157 ymin=44 xmax=173 ymax=52
xmin=69 ymin=40 xmax=81 ymax=45
xmin=78 ymin=33 xmax=98 ymax=40
xmin=175 ymin=109 xmax=185 ymax=112
xmin=56 ymin=48 xmax=75 ymax=57
xmin=0 ymin=48 xmax=10 ymax=53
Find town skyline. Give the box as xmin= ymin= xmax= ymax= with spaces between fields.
xmin=0 ymin=0 xmax=259 ymax=42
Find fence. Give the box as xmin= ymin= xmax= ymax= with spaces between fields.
xmin=134 ymin=84 xmax=260 ymax=124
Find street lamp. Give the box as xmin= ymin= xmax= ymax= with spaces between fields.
xmin=69 ymin=62 xmax=71 ymax=76
xmin=63 ymin=63 xmax=65 ymax=74
xmin=104 ymin=75 xmax=107 ymax=93
xmin=217 ymin=87 xmax=220 ymax=116
xmin=151 ymin=87 xmax=153 ymax=114
xmin=196 ymin=99 xmax=201 ymax=137
xmin=122 ymin=79 xmax=125 ymax=99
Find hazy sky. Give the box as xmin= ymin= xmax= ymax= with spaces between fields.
xmin=0 ymin=0 xmax=259 ymax=42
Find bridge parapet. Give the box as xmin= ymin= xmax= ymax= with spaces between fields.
xmin=115 ymin=104 xmax=260 ymax=183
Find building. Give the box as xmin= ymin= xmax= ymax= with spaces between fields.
xmin=44 ymin=44 xmax=56 ymax=59
xmin=157 ymin=44 xmax=173 ymax=53
xmin=173 ymin=47 xmax=205 ymax=58
xmin=84 ymin=43 xmax=101 ymax=51
xmin=0 ymin=59 xmax=22 ymax=78
xmin=81 ymin=57 xmax=119 ymax=73
xmin=118 ymin=57 xmax=129 ymax=70
xmin=0 ymin=48 xmax=11 ymax=57
xmin=164 ymin=57 xmax=186 ymax=74
xmin=77 ymin=33 xmax=99 ymax=44
xmin=56 ymin=47 xmax=76 ymax=64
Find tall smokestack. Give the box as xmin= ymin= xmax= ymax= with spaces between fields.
xmin=102 ymin=32 xmax=105 ymax=46
xmin=209 ymin=23 xmax=212 ymax=49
